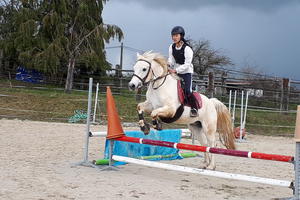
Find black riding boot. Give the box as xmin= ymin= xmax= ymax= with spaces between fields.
xmin=188 ymin=94 xmax=198 ymax=117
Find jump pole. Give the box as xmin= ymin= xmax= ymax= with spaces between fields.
xmin=111 ymin=136 xmax=293 ymax=163
xmin=113 ymin=155 xmax=291 ymax=188
xmin=89 ymin=129 xmax=192 ymax=138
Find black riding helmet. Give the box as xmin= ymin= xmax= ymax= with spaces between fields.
xmin=171 ymin=26 xmax=185 ymax=38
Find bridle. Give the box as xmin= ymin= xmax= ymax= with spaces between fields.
xmin=132 ymin=59 xmax=152 ymax=85
xmin=132 ymin=59 xmax=170 ymax=90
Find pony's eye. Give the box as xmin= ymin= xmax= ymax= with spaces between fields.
xmin=142 ymin=68 xmax=147 ymax=72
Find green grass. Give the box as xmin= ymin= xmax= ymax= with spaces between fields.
xmin=0 ymin=78 xmax=297 ymax=136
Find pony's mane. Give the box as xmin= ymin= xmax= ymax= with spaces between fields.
xmin=138 ymin=51 xmax=168 ymax=74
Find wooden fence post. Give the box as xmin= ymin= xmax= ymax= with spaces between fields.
xmin=208 ymin=72 xmax=214 ymax=98
xmin=280 ymin=78 xmax=290 ymax=111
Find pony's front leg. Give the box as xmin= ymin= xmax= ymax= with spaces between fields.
xmin=151 ymin=105 xmax=175 ymax=127
xmin=137 ymin=101 xmax=153 ymax=135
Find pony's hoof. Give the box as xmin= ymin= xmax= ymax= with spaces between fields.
xmin=154 ymin=123 xmax=163 ymax=131
xmin=152 ymin=119 xmax=162 ymax=130
xmin=141 ymin=123 xmax=151 ymax=135
xmin=200 ymin=163 xmax=208 ymax=169
xmin=201 ymin=163 xmax=215 ymax=170
xmin=205 ymin=165 xmax=216 ymax=170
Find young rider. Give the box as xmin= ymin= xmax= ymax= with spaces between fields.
xmin=168 ymin=26 xmax=198 ymax=117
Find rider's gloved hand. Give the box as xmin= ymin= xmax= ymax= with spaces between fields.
xmin=168 ymin=68 xmax=176 ymax=73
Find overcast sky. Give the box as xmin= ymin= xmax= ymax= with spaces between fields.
xmin=102 ymin=0 xmax=300 ymax=80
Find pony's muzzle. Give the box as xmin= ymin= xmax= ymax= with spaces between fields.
xmin=128 ymin=82 xmax=136 ymax=91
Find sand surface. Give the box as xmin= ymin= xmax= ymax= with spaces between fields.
xmin=0 ymin=119 xmax=295 ymax=200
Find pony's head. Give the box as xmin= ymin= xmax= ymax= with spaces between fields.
xmin=128 ymin=51 xmax=168 ymax=90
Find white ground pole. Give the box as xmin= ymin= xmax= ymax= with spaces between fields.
xmin=113 ymin=155 xmax=291 ymax=188
xmin=232 ymin=90 xmax=237 ymax=126
xmin=229 ymin=90 xmax=232 ymax=114
xmin=239 ymin=91 xmax=244 ymax=141
xmin=90 ymin=129 xmax=192 ymax=138
xmin=74 ymin=78 xmax=100 ymax=168
xmin=92 ymin=83 xmax=99 ymax=124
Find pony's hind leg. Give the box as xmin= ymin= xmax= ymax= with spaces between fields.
xmin=205 ymin=124 xmax=217 ymax=170
xmin=152 ymin=119 xmax=162 ymax=130
xmin=189 ymin=121 xmax=210 ymax=169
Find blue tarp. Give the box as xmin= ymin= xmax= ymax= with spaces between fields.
xmin=15 ymin=66 xmax=43 ymax=83
xmin=104 ymin=129 xmax=182 ymax=165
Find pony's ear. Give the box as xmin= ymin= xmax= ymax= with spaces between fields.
xmin=136 ymin=52 xmax=140 ymax=58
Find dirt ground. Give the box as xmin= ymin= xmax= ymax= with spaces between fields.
xmin=0 ymin=119 xmax=295 ymax=200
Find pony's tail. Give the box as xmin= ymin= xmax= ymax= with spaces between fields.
xmin=210 ymin=98 xmax=236 ymax=150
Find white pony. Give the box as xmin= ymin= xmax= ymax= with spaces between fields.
xmin=128 ymin=51 xmax=235 ymax=169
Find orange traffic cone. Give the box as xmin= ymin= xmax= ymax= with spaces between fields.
xmin=106 ymin=87 xmax=125 ymax=139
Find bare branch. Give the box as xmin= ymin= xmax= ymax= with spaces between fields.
xmin=190 ymin=39 xmax=233 ymax=75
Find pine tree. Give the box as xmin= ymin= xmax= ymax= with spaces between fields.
xmin=8 ymin=0 xmax=123 ymax=93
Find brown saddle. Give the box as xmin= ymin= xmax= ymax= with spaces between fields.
xmin=159 ymin=80 xmax=203 ymax=124
xmin=177 ymin=80 xmax=202 ymax=109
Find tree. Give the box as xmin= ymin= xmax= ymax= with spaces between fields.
xmin=2 ymin=0 xmax=123 ymax=93
xmin=190 ymin=40 xmax=233 ymax=76
xmin=0 ymin=0 xmax=22 ymax=73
